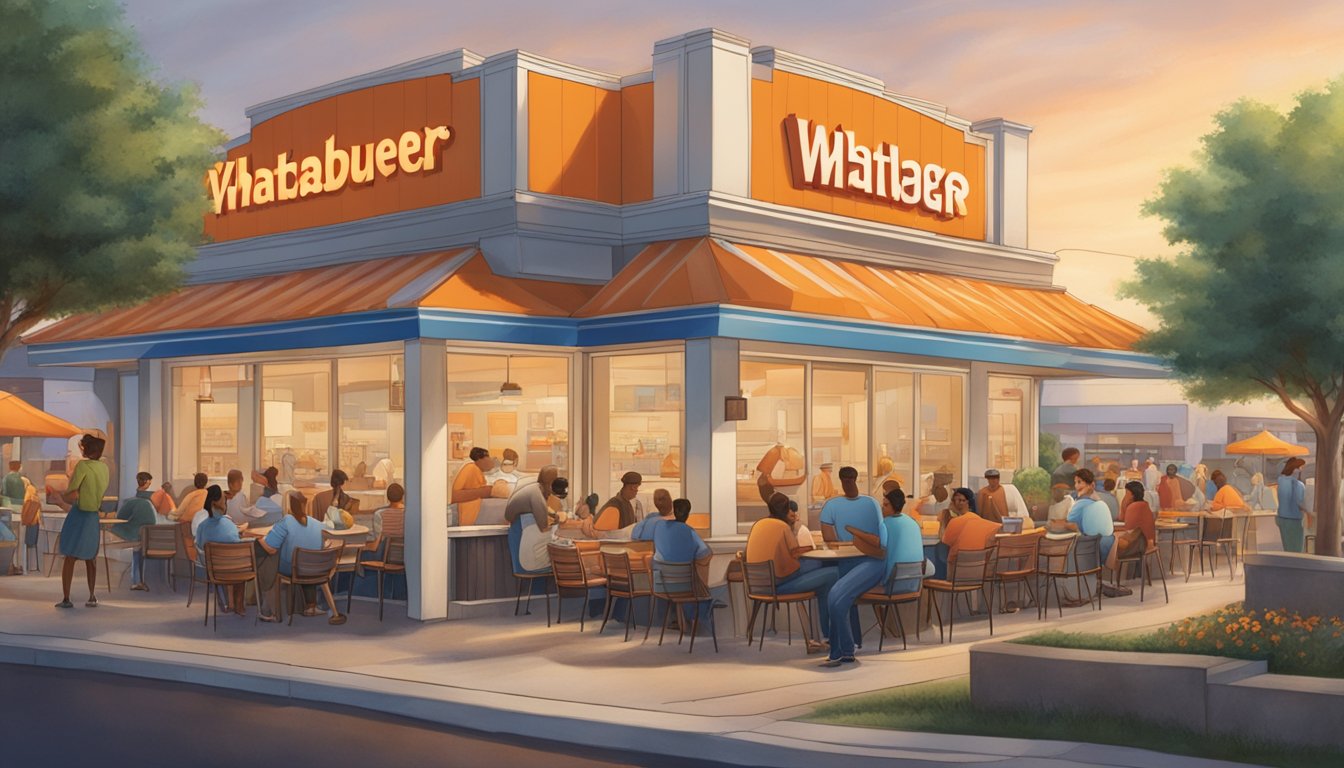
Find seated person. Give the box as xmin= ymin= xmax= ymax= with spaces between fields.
xmin=1059 ymin=469 xmax=1116 ymax=562
xmin=365 ymin=482 xmax=406 ymax=556
xmin=243 ymin=467 xmax=285 ymax=526
xmin=975 ymin=469 xmax=1029 ymax=523
xmin=1047 ymin=484 xmax=1074 ymax=523
xmin=745 ymin=493 xmax=838 ymax=654
xmin=587 ymin=471 xmax=643 ymax=532
xmin=1096 ymin=478 xmax=1121 ymax=521
xmin=255 ymin=494 xmax=344 ymax=624
xmin=110 ymin=471 xmax=160 ymax=591
xmin=1208 ymin=470 xmax=1247 ymax=514
xmin=788 ymin=500 xmax=815 ymax=552
xmin=632 ymin=489 xmax=674 ymax=541
xmin=149 ymin=482 xmax=177 ymax=521
xmin=312 ymin=469 xmax=359 ymax=526
xmin=506 ymin=466 xmax=560 ymax=572
xmin=1104 ymin=481 xmax=1156 ymax=592
xmin=941 ymin=488 xmax=1001 ymax=574
xmin=653 ymin=498 xmax=727 ymax=621
xmin=818 ymin=466 xmax=882 ymax=544
xmin=371 ymin=456 xmax=396 ymax=489
xmin=175 ymin=473 xmax=209 ymax=523
xmin=194 ymin=485 xmax=245 ymax=614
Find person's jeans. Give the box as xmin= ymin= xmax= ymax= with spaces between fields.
xmin=931 ymin=543 xmax=950 ymax=580
xmin=1276 ymin=517 xmax=1304 ymax=553
xmin=826 ymin=558 xmax=887 ymax=660
xmin=776 ymin=559 xmax=839 ymax=639
xmin=131 ymin=549 xmax=144 ymax=585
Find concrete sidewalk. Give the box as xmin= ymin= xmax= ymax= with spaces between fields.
xmin=0 ymin=567 xmax=1256 ymax=767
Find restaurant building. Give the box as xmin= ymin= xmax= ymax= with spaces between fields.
xmin=26 ymin=29 xmax=1161 ymax=621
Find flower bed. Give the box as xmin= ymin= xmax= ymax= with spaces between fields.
xmin=1015 ymin=602 xmax=1344 ymax=679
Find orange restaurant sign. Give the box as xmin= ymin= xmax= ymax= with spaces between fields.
xmin=783 ymin=115 xmax=970 ymax=218
xmin=207 ymin=126 xmax=454 ymax=215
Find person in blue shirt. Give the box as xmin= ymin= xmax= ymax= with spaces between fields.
xmin=256 ymin=494 xmax=344 ymax=624
xmin=112 ymin=472 xmax=162 ymax=590
xmin=818 ymin=466 xmax=883 ymax=648
xmin=653 ymin=498 xmax=725 ymax=622
xmin=632 ymin=489 xmax=674 ymax=541
xmin=818 ymin=486 xmax=897 ymax=667
xmin=1275 ymin=457 xmax=1308 ymax=552
xmin=194 ymin=485 xmax=247 ymax=614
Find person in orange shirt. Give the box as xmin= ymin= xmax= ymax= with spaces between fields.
xmin=174 ymin=473 xmax=209 ymax=522
xmin=745 ymin=493 xmax=838 ymax=654
xmin=452 ymin=447 xmax=494 ymax=526
xmin=811 ymin=463 xmax=836 ymax=505
xmin=1156 ymin=464 xmax=1185 ymax=512
xmin=941 ymin=488 xmax=1001 ymax=572
xmin=1208 ymin=470 xmax=1247 ymax=514
xmin=149 ymin=481 xmax=177 ymax=520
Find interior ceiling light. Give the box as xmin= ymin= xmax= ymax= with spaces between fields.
xmin=500 ymin=356 xmax=522 ymax=397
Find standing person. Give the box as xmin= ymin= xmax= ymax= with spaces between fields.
xmin=255 ymin=494 xmax=343 ymax=624
xmin=110 ymin=472 xmax=159 ymax=591
xmin=1143 ymin=458 xmax=1162 ymax=499
xmin=745 ymin=493 xmax=838 ymax=654
xmin=1275 ymin=458 xmax=1308 ymax=553
xmin=194 ymin=485 xmax=245 ymax=615
xmin=1245 ymin=472 xmax=1276 ymax=511
xmin=3 ymin=460 xmax=24 ymax=506
xmin=55 ymin=434 xmax=109 ymax=609
xmin=1051 ymin=448 xmax=1081 ymax=490
xmin=811 ymin=463 xmax=836 ymax=505
xmin=451 ymin=448 xmax=494 ymax=526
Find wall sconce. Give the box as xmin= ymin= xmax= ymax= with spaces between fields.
xmin=390 ymin=354 xmax=405 ymax=412
xmin=195 ymin=366 xmax=213 ymax=403
xmin=724 ymin=395 xmax=748 ymax=421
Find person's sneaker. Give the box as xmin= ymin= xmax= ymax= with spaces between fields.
xmin=130 ymin=583 xmax=149 ymax=592
xmin=840 ymin=656 xmax=858 ymax=664
xmin=818 ymin=658 xmax=845 ymax=668
xmin=85 ymin=596 xmax=99 ymax=608
xmin=55 ymin=600 xmax=74 ymax=609
xmin=805 ymin=639 xmax=830 ymax=655
xmin=328 ymin=614 xmax=348 ymax=626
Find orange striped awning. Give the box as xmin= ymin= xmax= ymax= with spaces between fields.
xmin=27 ymin=249 xmax=600 ymax=344
xmin=575 ymin=238 xmax=1145 ymax=351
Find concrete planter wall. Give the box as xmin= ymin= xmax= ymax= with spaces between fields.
xmin=971 ymin=642 xmax=1344 ymax=750
xmin=1244 ymin=552 xmax=1344 ymax=619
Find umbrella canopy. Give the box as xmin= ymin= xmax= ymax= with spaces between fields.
xmin=1226 ymin=430 xmax=1309 ymax=457
xmin=0 ymin=390 xmax=82 ymax=438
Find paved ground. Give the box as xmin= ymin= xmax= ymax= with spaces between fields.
xmin=0 ymin=558 xmax=1254 ymax=767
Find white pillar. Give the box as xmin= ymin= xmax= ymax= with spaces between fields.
xmin=404 ymin=338 xmax=449 ymax=621
xmin=968 ymin=362 xmax=990 ymax=481
xmin=684 ymin=337 xmax=739 ymax=539
xmin=137 ymin=360 xmax=164 ymax=483
xmin=119 ymin=370 xmax=139 ymax=492
xmin=970 ymin=118 xmax=1033 ymax=249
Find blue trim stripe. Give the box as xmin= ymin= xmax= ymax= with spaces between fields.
xmin=26 ymin=304 xmax=1165 ymax=377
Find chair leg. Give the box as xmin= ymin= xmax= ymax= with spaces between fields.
xmin=578 ymin=590 xmax=587 ymax=633
xmin=709 ymin=606 xmax=719 ymax=654
xmin=545 ymin=577 xmax=553 ymax=628
xmin=658 ymin=599 xmax=673 ymax=647
xmin=745 ymin=601 xmax=761 ymax=648
xmin=598 ymin=593 xmax=614 ymax=635
xmin=797 ymin=602 xmax=814 ymax=646
xmin=759 ymin=603 xmax=769 ymax=651
xmin=931 ymin=592 xmax=945 ymax=643
xmin=688 ymin=603 xmax=700 ymax=654
xmin=377 ymin=571 xmax=385 ymax=622
xmin=645 ymin=597 xmax=661 ymax=642
xmin=985 ymin=586 xmax=994 ymax=636
xmin=346 ymin=574 xmax=354 ymax=614
xmin=876 ymin=605 xmax=887 ymax=652
xmin=515 ymin=577 xmax=525 ymax=616
xmin=203 ymin=580 xmax=211 ymax=627
xmin=624 ymin=596 xmax=635 ymax=643
xmin=785 ymin=600 xmax=793 ymax=645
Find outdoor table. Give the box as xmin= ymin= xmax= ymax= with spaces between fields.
xmin=244 ymin=523 xmax=369 ymax=540
xmin=799 ymin=546 xmax=866 ymax=560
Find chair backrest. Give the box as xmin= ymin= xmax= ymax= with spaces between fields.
xmin=742 ymin=559 xmax=781 ymax=597
xmin=177 ymin=522 xmax=197 ymax=563
xmin=949 ymin=548 xmax=992 ymax=586
xmin=548 ymin=544 xmax=587 ymax=588
xmin=1073 ymin=534 xmax=1102 ymax=570
xmin=995 ymin=534 xmax=1040 ymax=575
xmin=725 ymin=553 xmax=745 ymax=583
xmin=141 ymin=523 xmax=179 ymax=555
xmin=601 ymin=550 xmax=635 ymax=593
xmin=652 ymin=560 xmax=707 ymax=599
xmin=507 ymin=516 xmax=527 ymax=573
xmin=883 ymin=560 xmax=928 ymax=594
xmin=385 ymin=537 xmax=405 ymax=566
xmin=292 ymin=545 xmax=342 ymax=581
xmin=381 ymin=508 xmax=406 ymax=539
xmin=204 ymin=541 xmax=255 ymax=580
xmin=1202 ymin=515 xmax=1233 ymax=541
xmin=1037 ymin=535 xmax=1073 ymax=570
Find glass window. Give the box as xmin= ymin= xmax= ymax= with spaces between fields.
xmin=988 ymin=375 xmax=1031 ymax=475
xmin=873 ymin=370 xmax=914 ymax=496
xmin=919 ymin=373 xmax=964 ymax=488
xmin=812 ymin=366 xmax=869 ymax=513
xmin=337 ymin=355 xmax=406 ymax=499
xmin=736 ymin=359 xmax=805 ymax=530
xmin=446 ymin=353 xmax=570 ymax=524
xmin=170 ymin=365 xmax=253 ymax=488
xmin=591 ymin=352 xmax=683 ymax=515
xmin=261 ymin=361 xmax=331 ymax=486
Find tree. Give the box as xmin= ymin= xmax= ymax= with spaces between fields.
xmin=1038 ymin=431 xmax=1062 ymax=472
xmin=0 ymin=0 xmax=223 ymax=356
xmin=1121 ymin=76 xmax=1344 ymax=557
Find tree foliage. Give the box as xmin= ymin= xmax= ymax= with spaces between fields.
xmin=1122 ymin=76 xmax=1344 ymax=556
xmin=0 ymin=0 xmax=223 ymax=354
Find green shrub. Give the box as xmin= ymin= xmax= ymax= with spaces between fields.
xmin=1011 ymin=466 xmax=1051 ymax=516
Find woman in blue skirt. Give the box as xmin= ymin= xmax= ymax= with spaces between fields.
xmin=56 ymin=434 xmax=110 ymax=608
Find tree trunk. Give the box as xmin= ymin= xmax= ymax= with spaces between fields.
xmin=1312 ymin=424 xmax=1342 ymax=557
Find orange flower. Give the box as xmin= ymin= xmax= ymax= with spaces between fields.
xmin=1196 ymin=630 xmax=1206 ymax=640
xmin=1216 ymin=640 xmax=1224 ymax=650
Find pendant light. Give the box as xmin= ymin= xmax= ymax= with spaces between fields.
xmin=500 ymin=356 xmax=522 ymax=398
xmin=195 ymin=367 xmax=214 ymax=403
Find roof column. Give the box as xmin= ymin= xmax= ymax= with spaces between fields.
xmin=652 ymin=29 xmax=752 ymax=198
xmin=970 ymin=118 xmax=1033 ymax=249
xmin=684 ymin=337 xmax=740 ymax=539
xmin=404 ymin=338 xmax=449 ymax=621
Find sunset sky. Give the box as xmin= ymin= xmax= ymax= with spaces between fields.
xmin=120 ymin=0 xmax=1344 ymax=320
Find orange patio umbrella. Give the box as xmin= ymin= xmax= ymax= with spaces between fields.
xmin=0 ymin=390 xmax=82 ymax=437
xmin=1225 ymin=430 xmax=1309 ymax=457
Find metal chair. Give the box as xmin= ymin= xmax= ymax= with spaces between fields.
xmin=279 ymin=544 xmax=344 ymax=625
xmin=1070 ymin=534 xmax=1103 ymax=611
xmin=1036 ymin=535 xmax=1076 ymax=619
xmin=1114 ymin=540 xmax=1168 ymax=603
xmin=202 ymin=541 xmax=258 ymax=631
xmin=182 ymin=523 xmax=209 ymax=607
xmin=741 ymin=555 xmax=817 ymax=650
xmin=507 ymin=516 xmax=552 ymax=626
xmin=139 ymin=524 xmax=180 ymax=591
xmin=858 ymin=560 xmax=926 ymax=651
xmin=650 ymin=560 xmax=718 ymax=653
xmin=361 ymin=537 xmax=406 ymax=621
xmin=923 ymin=547 xmax=994 ymax=643
xmin=548 ymin=543 xmax=606 ymax=631
xmin=323 ymin=529 xmax=360 ymax=614
xmin=1180 ymin=515 xmax=1236 ymax=582
xmin=989 ymin=533 xmax=1039 ymax=613
xmin=599 ymin=550 xmax=653 ymax=642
